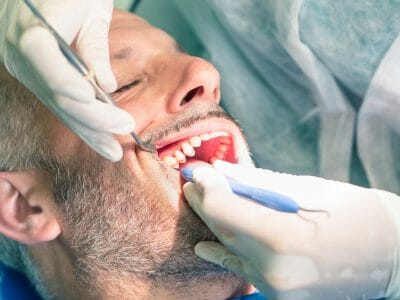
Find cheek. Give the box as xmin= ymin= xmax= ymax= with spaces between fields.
xmin=134 ymin=150 xmax=184 ymax=211
xmin=49 ymin=120 xmax=87 ymax=159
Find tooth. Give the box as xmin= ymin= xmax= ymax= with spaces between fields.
xmin=219 ymin=144 xmax=228 ymax=152
xmin=163 ymin=156 xmax=178 ymax=166
xmin=220 ymin=137 xmax=232 ymax=145
xmin=209 ymin=132 xmax=219 ymax=138
xmin=182 ymin=142 xmax=195 ymax=157
xmin=189 ymin=136 xmax=202 ymax=147
xmin=209 ymin=156 xmax=219 ymax=164
xmin=173 ymin=163 xmax=179 ymax=169
xmin=210 ymin=131 xmax=229 ymax=138
xmin=175 ymin=150 xmax=186 ymax=163
xmin=200 ymin=133 xmax=211 ymax=141
xmin=218 ymin=131 xmax=229 ymax=136
xmin=215 ymin=151 xmax=225 ymax=159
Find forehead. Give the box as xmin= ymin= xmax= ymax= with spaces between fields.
xmin=109 ymin=10 xmax=178 ymax=58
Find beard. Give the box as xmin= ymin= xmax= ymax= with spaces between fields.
xmin=42 ymin=105 xmax=243 ymax=296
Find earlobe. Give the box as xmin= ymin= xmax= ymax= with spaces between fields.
xmin=0 ymin=173 xmax=61 ymax=245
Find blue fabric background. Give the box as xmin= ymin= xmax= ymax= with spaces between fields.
xmin=0 ymin=263 xmax=41 ymax=300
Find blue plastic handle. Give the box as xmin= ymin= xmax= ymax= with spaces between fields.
xmin=181 ymin=167 xmax=299 ymax=213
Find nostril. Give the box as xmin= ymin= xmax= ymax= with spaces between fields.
xmin=180 ymin=86 xmax=203 ymax=106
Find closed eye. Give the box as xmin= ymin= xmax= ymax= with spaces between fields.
xmin=114 ymin=79 xmax=142 ymax=94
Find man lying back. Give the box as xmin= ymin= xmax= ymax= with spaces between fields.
xmin=0 ymin=9 xmax=257 ymax=299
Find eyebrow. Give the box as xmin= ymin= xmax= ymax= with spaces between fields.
xmin=111 ymin=47 xmax=134 ymax=60
xmin=112 ymin=40 xmax=185 ymax=61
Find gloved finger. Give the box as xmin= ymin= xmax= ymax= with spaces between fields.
xmin=182 ymin=167 xmax=232 ymax=220
xmin=19 ymin=26 xmax=95 ymax=103
xmin=45 ymin=102 xmax=124 ymax=162
xmin=183 ymin=181 xmax=240 ymax=246
xmin=55 ymin=95 xmax=135 ymax=134
xmin=196 ymin=242 xmax=273 ymax=297
xmin=182 ymin=182 xmax=208 ymax=219
xmin=19 ymin=0 xmax=88 ymax=44
xmin=213 ymin=160 xmax=277 ymax=188
xmin=76 ymin=0 xmax=116 ymax=92
xmin=213 ymin=160 xmax=324 ymax=206
xmin=192 ymin=166 xmax=233 ymax=195
xmin=81 ymin=131 xmax=123 ymax=162
xmin=183 ymin=167 xmax=268 ymax=236
xmin=195 ymin=241 xmax=247 ymax=277
xmin=184 ymin=167 xmax=315 ymax=248
xmin=76 ymin=19 xmax=116 ymax=92
xmin=61 ymin=118 xmax=124 ymax=162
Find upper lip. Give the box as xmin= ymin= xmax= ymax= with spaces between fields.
xmin=152 ymin=117 xmax=242 ymax=152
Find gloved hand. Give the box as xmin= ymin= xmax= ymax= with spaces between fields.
xmin=183 ymin=161 xmax=400 ymax=300
xmin=0 ymin=0 xmax=134 ymax=162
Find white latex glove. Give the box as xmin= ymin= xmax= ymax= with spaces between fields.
xmin=183 ymin=161 xmax=400 ymax=300
xmin=0 ymin=0 xmax=135 ymax=162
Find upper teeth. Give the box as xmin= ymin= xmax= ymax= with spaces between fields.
xmin=182 ymin=142 xmax=195 ymax=157
xmin=200 ymin=133 xmax=211 ymax=141
xmin=189 ymin=136 xmax=201 ymax=147
xmin=162 ymin=131 xmax=230 ymax=169
xmin=174 ymin=150 xmax=186 ymax=163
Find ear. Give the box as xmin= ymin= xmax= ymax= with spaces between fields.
xmin=0 ymin=171 xmax=61 ymax=245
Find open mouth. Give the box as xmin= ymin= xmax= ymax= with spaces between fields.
xmin=154 ymin=119 xmax=241 ymax=170
xmin=157 ymin=131 xmax=236 ymax=169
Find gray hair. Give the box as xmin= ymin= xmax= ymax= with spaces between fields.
xmin=0 ymin=76 xmax=51 ymax=171
xmin=0 ymin=75 xmax=52 ymax=298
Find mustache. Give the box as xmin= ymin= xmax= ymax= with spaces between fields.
xmin=145 ymin=104 xmax=240 ymax=144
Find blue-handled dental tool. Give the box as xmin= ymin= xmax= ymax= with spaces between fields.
xmin=181 ymin=167 xmax=326 ymax=214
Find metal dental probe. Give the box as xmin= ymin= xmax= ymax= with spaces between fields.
xmin=22 ymin=0 xmax=156 ymax=153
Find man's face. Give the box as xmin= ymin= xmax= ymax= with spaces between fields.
xmin=48 ymin=9 xmax=251 ymax=293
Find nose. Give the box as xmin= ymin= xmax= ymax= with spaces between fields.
xmin=117 ymin=55 xmax=221 ymax=134
xmin=167 ymin=56 xmax=220 ymax=113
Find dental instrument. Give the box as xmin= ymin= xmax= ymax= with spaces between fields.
xmin=22 ymin=0 xmax=156 ymax=153
xmin=182 ymin=167 xmax=327 ymax=214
